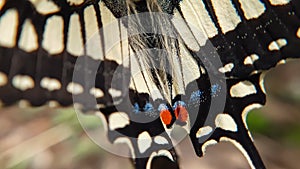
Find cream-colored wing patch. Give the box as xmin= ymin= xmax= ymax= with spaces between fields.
xmin=219 ymin=63 xmax=234 ymax=73
xmin=0 ymin=9 xmax=19 ymax=48
xmin=154 ymin=136 xmax=169 ymax=145
xmin=137 ymin=131 xmax=152 ymax=154
xmin=12 ymin=75 xmax=35 ymax=91
xmin=244 ymin=54 xmax=259 ymax=65
xmin=18 ymin=19 xmax=38 ymax=52
xmin=268 ymin=38 xmax=287 ymax=51
xmin=196 ymin=126 xmax=213 ymax=138
xmin=28 ymin=0 xmax=60 ymax=15
xmin=42 ymin=16 xmax=64 ymax=54
xmin=84 ymin=5 xmax=103 ymax=60
xmin=0 ymin=72 xmax=8 ymax=87
xmin=215 ymin=114 xmax=238 ymax=132
xmin=66 ymin=82 xmax=84 ymax=95
xmin=67 ymin=13 xmax=84 ymax=56
xmin=239 ymin=0 xmax=266 ymax=20
xmin=269 ymin=0 xmax=291 ymax=6
xmin=67 ymin=0 xmax=84 ymax=6
xmin=108 ymin=112 xmax=130 ymax=130
xmin=211 ymin=0 xmax=241 ymax=34
xmin=40 ymin=77 xmax=62 ymax=91
xmin=230 ymin=81 xmax=257 ymax=98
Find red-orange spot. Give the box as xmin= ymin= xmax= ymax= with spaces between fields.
xmin=174 ymin=106 xmax=188 ymax=122
xmin=160 ymin=109 xmax=172 ymax=125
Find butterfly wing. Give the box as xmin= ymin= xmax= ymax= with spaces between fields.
xmin=0 ymin=1 xmax=181 ymax=168
xmin=177 ymin=0 xmax=300 ymax=168
xmin=1 ymin=0 xmax=300 ymax=169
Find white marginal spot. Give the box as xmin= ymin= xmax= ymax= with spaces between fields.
xmin=114 ymin=137 xmax=135 ymax=159
xmin=157 ymin=150 xmax=174 ymax=162
xmin=42 ymin=16 xmax=64 ymax=54
xmin=108 ymin=88 xmax=122 ymax=97
xmin=200 ymin=66 xmax=206 ymax=75
xmin=67 ymin=0 xmax=84 ymax=5
xmin=0 ymin=0 xmax=5 ymax=10
xmin=40 ymin=77 xmax=62 ymax=91
xmin=0 ymin=72 xmax=8 ymax=87
xmin=220 ymin=137 xmax=255 ymax=169
xmin=196 ymin=126 xmax=213 ymax=138
xmin=297 ymin=28 xmax=300 ymax=38
xmin=97 ymin=104 xmax=105 ymax=109
xmin=244 ymin=54 xmax=259 ymax=65
xmin=268 ymin=38 xmax=287 ymax=51
xmin=12 ymin=75 xmax=35 ymax=91
xmin=242 ymin=103 xmax=263 ymax=130
xmin=84 ymin=5 xmax=103 ymax=60
xmin=259 ymin=72 xmax=267 ymax=94
xmin=215 ymin=114 xmax=238 ymax=132
xmin=250 ymin=70 xmax=260 ymax=75
xmin=146 ymin=150 xmax=174 ymax=169
xmin=277 ymin=59 xmax=286 ymax=66
xmin=0 ymin=9 xmax=19 ymax=47
xmin=18 ymin=100 xmax=31 ymax=108
xmin=95 ymin=111 xmax=108 ymax=132
xmin=154 ymin=136 xmax=169 ymax=145
xmin=230 ymin=81 xmax=257 ymax=98
xmin=239 ymin=0 xmax=266 ymax=20
xmin=67 ymin=13 xmax=84 ymax=56
xmin=211 ymin=0 xmax=241 ymax=34
xmin=218 ymin=63 xmax=234 ymax=73
xmin=201 ymin=139 xmax=218 ymax=155
xmin=269 ymin=0 xmax=291 ymax=6
xmin=66 ymin=82 xmax=84 ymax=95
xmin=89 ymin=87 xmax=104 ymax=98
xmin=18 ymin=19 xmax=38 ymax=52
xmin=137 ymin=131 xmax=152 ymax=154
xmin=108 ymin=112 xmax=130 ymax=130
xmin=48 ymin=101 xmax=60 ymax=108
xmin=28 ymin=0 xmax=60 ymax=15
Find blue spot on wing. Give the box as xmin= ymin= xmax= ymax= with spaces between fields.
xmin=188 ymin=84 xmax=221 ymax=105
xmin=211 ymin=84 xmax=221 ymax=97
xmin=173 ymin=101 xmax=186 ymax=109
xmin=144 ymin=102 xmax=154 ymax=112
xmin=189 ymin=90 xmax=204 ymax=103
xmin=133 ymin=103 xmax=140 ymax=114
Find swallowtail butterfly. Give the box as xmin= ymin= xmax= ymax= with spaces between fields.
xmin=0 ymin=0 xmax=299 ymax=168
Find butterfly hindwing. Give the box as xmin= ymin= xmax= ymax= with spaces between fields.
xmin=1 ymin=1 xmax=300 ymax=169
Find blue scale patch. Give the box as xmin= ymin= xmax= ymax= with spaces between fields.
xmin=173 ymin=101 xmax=186 ymax=109
xmin=133 ymin=102 xmax=155 ymax=114
xmin=189 ymin=90 xmax=204 ymax=103
xmin=158 ymin=103 xmax=168 ymax=112
xmin=211 ymin=84 xmax=221 ymax=97
xmin=144 ymin=102 xmax=154 ymax=112
xmin=133 ymin=103 xmax=140 ymax=114
xmin=189 ymin=84 xmax=222 ymax=104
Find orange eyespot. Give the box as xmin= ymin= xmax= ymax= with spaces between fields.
xmin=174 ymin=105 xmax=188 ymax=123
xmin=160 ymin=109 xmax=172 ymax=125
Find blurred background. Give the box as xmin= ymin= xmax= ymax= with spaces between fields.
xmin=0 ymin=60 xmax=299 ymax=169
